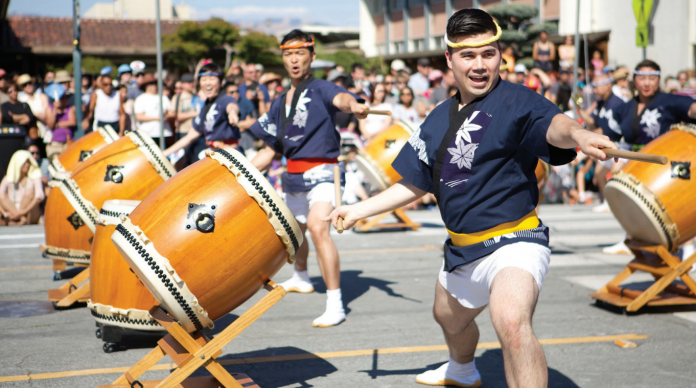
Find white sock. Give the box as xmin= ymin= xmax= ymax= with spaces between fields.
xmin=294 ymin=269 xmax=310 ymax=283
xmin=446 ymin=358 xmax=479 ymax=381
xmin=326 ymin=288 xmax=344 ymax=311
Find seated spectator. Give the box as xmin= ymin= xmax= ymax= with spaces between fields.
xmin=44 ymin=83 xmax=76 ymax=160
xmin=1 ymin=82 xmax=38 ymax=139
xmin=0 ymin=150 xmax=43 ymax=225
xmin=360 ymin=82 xmax=393 ymax=142
xmin=392 ymin=86 xmax=419 ymax=124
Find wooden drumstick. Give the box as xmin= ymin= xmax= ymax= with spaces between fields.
xmin=364 ymin=110 xmax=392 ymax=116
xmin=333 ymin=165 xmax=344 ymax=234
xmin=602 ymin=148 xmax=668 ymax=165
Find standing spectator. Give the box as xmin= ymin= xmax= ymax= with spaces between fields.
xmin=512 ymin=64 xmax=527 ymax=84
xmin=0 ymin=150 xmax=43 ymax=225
xmin=127 ymin=61 xmax=146 ymax=101
xmin=53 ymin=70 xmax=73 ymax=104
xmin=360 ymin=82 xmax=393 ymax=141
xmin=172 ymin=73 xmax=200 ymax=144
xmin=134 ymin=73 xmax=174 ymax=146
xmin=383 ymin=73 xmax=399 ymax=104
xmin=44 ymin=84 xmax=76 ymax=159
xmin=17 ymin=74 xmax=49 ymax=143
xmin=240 ymin=63 xmax=270 ymax=115
xmin=428 ymin=70 xmax=447 ymax=108
xmin=612 ymin=67 xmax=632 ymax=102
xmin=118 ymin=64 xmax=133 ymax=87
xmin=409 ymin=58 xmax=432 ymax=97
xmin=548 ymin=69 xmax=573 ymax=112
xmin=44 ymin=71 xmax=55 ymax=86
xmin=591 ymin=50 xmax=604 ymax=76
xmin=0 ymin=69 xmax=10 ymax=104
xmin=501 ymin=46 xmax=516 ymax=72
xmin=392 ymin=86 xmax=419 ymax=124
xmin=1 ymin=83 xmax=38 ymax=139
xmin=116 ymin=84 xmax=131 ymax=133
xmin=329 ymin=70 xmax=360 ymax=136
xmin=260 ymin=72 xmax=282 ymax=101
xmin=226 ymin=82 xmax=257 ymax=157
xmin=558 ymin=36 xmax=575 ymax=70
xmin=81 ymin=73 xmax=94 ymax=107
xmin=532 ymin=31 xmax=555 ymax=72
xmin=225 ymin=59 xmax=244 ymax=78
xmin=255 ymin=63 xmax=265 ymax=81
xmin=84 ymin=74 xmax=125 ymax=135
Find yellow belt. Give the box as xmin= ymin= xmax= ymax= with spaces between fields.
xmin=447 ymin=210 xmax=540 ymax=247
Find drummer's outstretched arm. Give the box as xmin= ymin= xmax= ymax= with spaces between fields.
xmin=251 ymin=144 xmax=276 ymax=172
xmin=688 ymin=101 xmax=696 ymax=119
xmin=323 ymin=180 xmax=426 ymax=229
xmin=333 ymin=93 xmax=369 ymax=119
xmin=163 ymin=129 xmax=200 ymax=157
xmin=547 ymin=113 xmax=616 ymax=160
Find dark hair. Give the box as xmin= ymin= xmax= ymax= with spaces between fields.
xmin=635 ymin=59 xmax=660 ymax=73
xmin=368 ymin=82 xmax=387 ymax=104
xmin=280 ymin=29 xmax=314 ymax=53
xmin=446 ymin=8 xmax=498 ymax=54
xmin=351 ymin=63 xmax=364 ymax=73
xmin=199 ymin=63 xmax=224 ymax=80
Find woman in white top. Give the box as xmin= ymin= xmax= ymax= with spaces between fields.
xmin=17 ymin=74 xmax=49 ymax=143
xmin=134 ymin=73 xmax=175 ymax=145
xmin=391 ymin=86 xmax=419 ymax=124
xmin=359 ymin=82 xmax=392 ymax=142
xmin=84 ymin=74 xmax=125 ymax=135
xmin=0 ymin=150 xmax=44 ymax=225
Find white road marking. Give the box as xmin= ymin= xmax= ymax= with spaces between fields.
xmin=0 ymin=234 xmax=44 ymax=240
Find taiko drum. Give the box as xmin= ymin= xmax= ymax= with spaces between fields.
xmin=88 ymin=200 xmax=162 ymax=331
xmin=50 ymin=125 xmax=119 ymax=174
xmin=111 ymin=148 xmax=302 ymax=333
xmin=604 ymin=124 xmax=696 ymax=251
xmin=54 ymin=130 xmax=176 ymax=235
xmin=356 ymin=120 xmax=417 ymax=191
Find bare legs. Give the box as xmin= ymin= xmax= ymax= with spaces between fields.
xmin=292 ymin=201 xmax=340 ymax=290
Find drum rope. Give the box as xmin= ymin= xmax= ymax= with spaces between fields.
xmin=89 ymin=308 xmax=161 ymax=327
xmin=99 ymin=209 xmax=128 ymax=218
xmin=131 ymin=131 xmax=174 ymax=179
xmin=114 ymin=224 xmax=204 ymax=331
xmin=216 ymin=149 xmax=301 ymax=253
xmin=608 ymin=176 xmax=675 ymax=251
xmin=59 ymin=179 xmax=98 ymax=226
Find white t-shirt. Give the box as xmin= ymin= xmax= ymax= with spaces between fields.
xmin=362 ymin=102 xmax=392 ymax=137
xmin=392 ymin=103 xmax=419 ymax=124
xmin=134 ymin=93 xmax=172 ymax=137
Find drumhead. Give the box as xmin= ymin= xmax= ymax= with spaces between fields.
xmin=355 ymin=152 xmax=390 ymax=191
xmin=127 ymin=131 xmax=177 ymax=181
xmin=395 ymin=119 xmax=417 ymax=135
xmin=99 ymin=200 xmax=141 ymax=226
xmin=605 ymin=172 xmax=679 ymax=250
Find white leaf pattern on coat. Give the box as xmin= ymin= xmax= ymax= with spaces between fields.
xmin=408 ymin=126 xmax=429 ymax=165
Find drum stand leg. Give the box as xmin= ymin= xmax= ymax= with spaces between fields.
xmin=354 ymin=208 xmax=421 ymax=232
xmin=590 ymin=239 xmax=696 ymax=312
xmin=47 ymin=266 xmax=91 ymax=307
xmin=98 ymin=281 xmax=286 ymax=388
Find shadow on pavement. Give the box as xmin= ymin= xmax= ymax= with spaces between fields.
xmin=210 ymin=346 xmax=338 ymax=388
xmin=360 ymin=349 xmax=580 ymax=387
xmin=311 ymin=269 xmax=421 ymax=314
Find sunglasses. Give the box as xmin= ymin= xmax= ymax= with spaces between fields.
xmin=384 ymin=81 xmax=394 ymax=84
xmin=30 ymin=151 xmax=39 ymax=155
xmin=401 ymin=93 xmax=412 ymax=96
xmin=228 ymin=89 xmax=239 ymax=93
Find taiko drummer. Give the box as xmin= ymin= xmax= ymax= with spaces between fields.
xmin=164 ymin=62 xmax=241 ymax=159
xmin=326 ymin=9 xmax=616 ymax=387
xmin=249 ymin=29 xmax=369 ymax=327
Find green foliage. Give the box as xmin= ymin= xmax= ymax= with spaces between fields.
xmin=525 ymin=22 xmax=558 ymax=39
xmin=517 ymin=57 xmax=535 ymax=69
xmin=163 ymin=18 xmax=240 ymax=71
xmin=317 ymin=50 xmax=364 ymax=72
xmin=236 ymin=31 xmax=282 ymax=66
xmin=499 ymin=30 xmax=527 ymax=44
xmin=64 ymin=57 xmax=116 ymax=76
xmin=488 ymin=3 xmax=538 ymax=29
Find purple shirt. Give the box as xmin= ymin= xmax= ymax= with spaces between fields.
xmin=49 ymin=103 xmax=74 ymax=143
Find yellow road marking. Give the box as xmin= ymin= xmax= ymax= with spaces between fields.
xmin=0 ymin=333 xmax=648 ymax=383
xmin=0 ymin=265 xmax=52 ymax=271
xmin=310 ymin=245 xmax=441 ymax=256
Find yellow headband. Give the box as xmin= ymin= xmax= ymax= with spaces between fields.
xmin=445 ymin=21 xmax=502 ymax=48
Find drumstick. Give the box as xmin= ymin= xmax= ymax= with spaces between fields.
xmin=333 ymin=165 xmax=344 ymax=234
xmin=602 ymin=148 xmax=668 ymax=165
xmin=364 ymin=110 xmax=392 ymax=116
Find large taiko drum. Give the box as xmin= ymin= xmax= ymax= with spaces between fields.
xmin=111 ymin=148 xmax=302 ymax=333
xmin=41 ymin=173 xmax=94 ymax=263
xmin=356 ymin=120 xmax=417 ymax=191
xmin=50 ymin=125 xmax=119 ymax=174
xmin=88 ymin=200 xmax=162 ymax=331
xmin=605 ymin=124 xmax=696 ymax=251
xmin=54 ymin=130 xmax=176 ymax=234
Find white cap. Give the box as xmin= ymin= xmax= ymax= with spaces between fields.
xmin=391 ymin=59 xmax=406 ymax=72
xmin=514 ymin=64 xmax=527 ymax=73
xmin=130 ymin=60 xmax=146 ymax=74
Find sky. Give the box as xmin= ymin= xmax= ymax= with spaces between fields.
xmin=7 ymin=0 xmax=360 ymax=27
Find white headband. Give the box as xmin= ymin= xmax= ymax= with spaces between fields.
xmin=634 ymin=70 xmax=661 ymax=76
xmin=591 ymin=76 xmax=614 ymax=87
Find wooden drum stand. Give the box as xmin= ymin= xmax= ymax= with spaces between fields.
xmin=47 ymin=265 xmax=91 ymax=308
xmin=98 ymin=281 xmax=285 ymax=388
xmin=590 ymin=239 xmax=696 ymax=313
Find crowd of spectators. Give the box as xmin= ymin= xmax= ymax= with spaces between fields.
xmin=2 ymin=34 xmax=696 ymax=224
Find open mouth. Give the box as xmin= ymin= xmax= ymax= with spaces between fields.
xmin=469 ymin=74 xmax=489 ymax=87
xmin=291 ymin=66 xmax=301 ymax=75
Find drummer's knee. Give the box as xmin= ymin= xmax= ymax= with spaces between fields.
xmin=307 ymin=219 xmax=329 ymax=240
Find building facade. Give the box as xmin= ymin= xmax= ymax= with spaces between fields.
xmin=359 ymin=0 xmax=560 ymax=59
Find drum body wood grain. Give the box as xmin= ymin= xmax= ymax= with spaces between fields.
xmin=605 ymin=125 xmax=696 ymax=251
xmin=111 ymin=149 xmax=302 ymax=333
xmin=51 ymin=126 xmax=118 ymax=174
xmin=42 ymin=178 xmax=93 ymax=263
xmin=89 ymin=200 xmax=162 ymax=331
xmin=356 ymin=120 xmax=416 ymax=191
xmin=56 ymin=130 xmax=176 ymax=233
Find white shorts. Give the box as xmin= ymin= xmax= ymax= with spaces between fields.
xmin=286 ymin=182 xmax=340 ymax=224
xmin=438 ymin=242 xmax=551 ymax=309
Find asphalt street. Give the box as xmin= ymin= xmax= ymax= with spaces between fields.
xmin=1 ymin=204 xmax=695 ymax=387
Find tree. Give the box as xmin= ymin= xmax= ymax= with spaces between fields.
xmin=163 ymin=18 xmax=240 ymax=72
xmin=65 ymin=57 xmax=116 ymax=76
xmin=236 ymin=31 xmax=282 ymax=67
